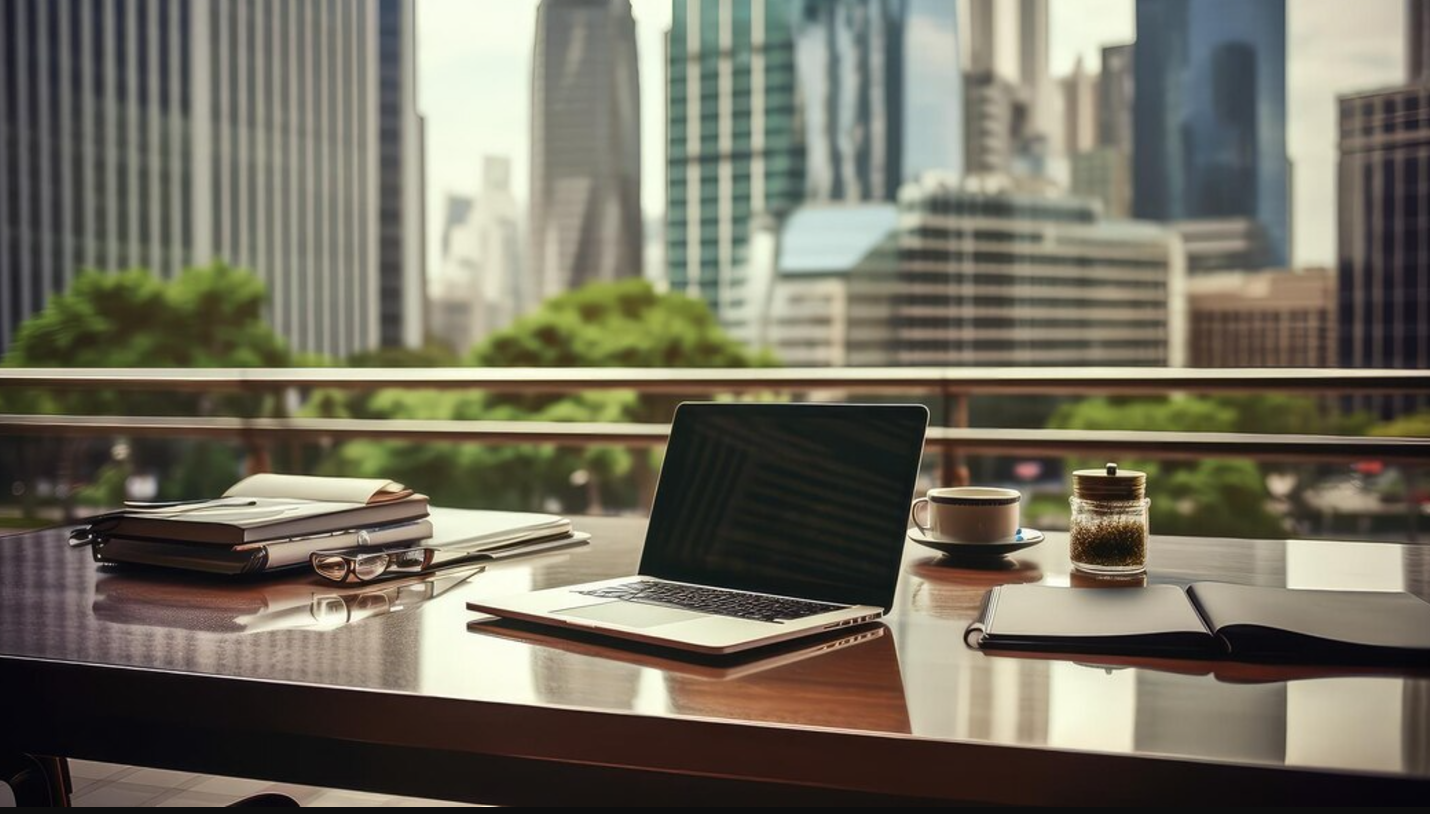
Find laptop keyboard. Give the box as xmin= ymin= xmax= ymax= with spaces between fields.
xmin=577 ymin=580 xmax=848 ymax=623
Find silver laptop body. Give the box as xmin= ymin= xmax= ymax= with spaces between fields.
xmin=468 ymin=402 xmax=929 ymax=655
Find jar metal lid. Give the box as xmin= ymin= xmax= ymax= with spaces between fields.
xmin=1072 ymin=462 xmax=1146 ymax=501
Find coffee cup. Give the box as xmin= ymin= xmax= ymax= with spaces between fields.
xmin=910 ymin=487 xmax=1022 ymax=543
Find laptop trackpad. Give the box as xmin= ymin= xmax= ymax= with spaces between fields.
xmin=556 ymin=601 xmax=706 ymax=628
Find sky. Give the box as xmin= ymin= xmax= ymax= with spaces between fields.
xmin=417 ymin=0 xmax=1405 ymax=279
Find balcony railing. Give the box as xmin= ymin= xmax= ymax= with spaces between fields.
xmin=1 ymin=367 xmax=1427 ymax=466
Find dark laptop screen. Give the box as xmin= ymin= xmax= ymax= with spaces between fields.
xmin=640 ymin=403 xmax=928 ymax=611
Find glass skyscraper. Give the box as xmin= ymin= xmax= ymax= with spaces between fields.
xmin=1133 ymin=0 xmax=1289 ymax=268
xmin=795 ymin=0 xmax=963 ymax=201
xmin=667 ymin=0 xmax=803 ymax=317
xmin=667 ymin=0 xmax=961 ymax=321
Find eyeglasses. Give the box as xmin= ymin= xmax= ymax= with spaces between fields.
xmin=310 ymin=546 xmax=436 ymax=584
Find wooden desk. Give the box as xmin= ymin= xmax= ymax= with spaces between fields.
xmin=1 ymin=517 xmax=1427 ymax=805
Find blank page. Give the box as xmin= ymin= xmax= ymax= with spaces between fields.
xmin=1189 ymin=582 xmax=1430 ymax=651
xmin=986 ymin=584 xmax=1210 ymax=639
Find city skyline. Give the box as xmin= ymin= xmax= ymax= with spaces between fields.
xmin=418 ymin=0 xmax=1404 ymax=282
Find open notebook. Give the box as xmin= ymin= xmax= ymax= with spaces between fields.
xmin=965 ymin=582 xmax=1430 ymax=667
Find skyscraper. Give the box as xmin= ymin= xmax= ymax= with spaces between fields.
xmin=1337 ymin=63 xmax=1430 ymax=409
xmin=794 ymin=0 xmax=963 ymax=201
xmin=377 ymin=0 xmax=426 ymax=351
xmin=668 ymin=0 xmax=802 ymax=317
xmin=1411 ymin=0 xmax=1430 ymax=84
xmin=1099 ymin=43 xmax=1134 ymax=154
xmin=962 ymin=0 xmax=1053 ymax=184
xmin=0 ymin=0 xmax=425 ymax=357
xmin=528 ymin=0 xmax=642 ymax=305
xmin=1133 ymin=0 xmax=1289 ymax=268
xmin=1060 ymin=57 xmax=1099 ymax=156
xmin=668 ymin=0 xmax=962 ymax=322
xmin=431 ymin=157 xmax=524 ymax=353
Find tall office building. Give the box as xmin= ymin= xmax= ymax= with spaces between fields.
xmin=1411 ymin=0 xmax=1430 ymax=84
xmin=794 ymin=0 xmax=963 ymax=202
xmin=669 ymin=0 xmax=962 ymax=322
xmin=430 ymin=157 xmax=524 ymax=354
xmin=0 ymin=0 xmax=425 ymax=357
xmin=962 ymin=0 xmax=1053 ymax=184
xmin=1099 ymin=43 xmax=1134 ymax=154
xmin=1133 ymin=0 xmax=1289 ymax=268
xmin=1337 ymin=81 xmax=1430 ymax=409
xmin=1018 ymin=0 xmax=1051 ymax=141
xmin=668 ymin=0 xmax=802 ymax=317
xmin=377 ymin=0 xmax=425 ymax=350
xmin=528 ymin=0 xmax=642 ymax=305
xmin=1060 ymin=57 xmax=1099 ymax=156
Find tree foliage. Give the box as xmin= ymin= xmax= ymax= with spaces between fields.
xmin=315 ymin=280 xmax=771 ymax=513
xmin=1370 ymin=410 xmax=1430 ymax=438
xmin=3 ymin=264 xmax=290 ymax=417
xmin=2 ymin=263 xmax=290 ymax=513
xmin=1046 ymin=395 xmax=1341 ymax=538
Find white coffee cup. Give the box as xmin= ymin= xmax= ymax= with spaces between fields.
xmin=910 ymin=487 xmax=1022 ymax=543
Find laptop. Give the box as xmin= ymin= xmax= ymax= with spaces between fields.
xmin=467 ymin=402 xmax=929 ymax=654
xmin=466 ymin=618 xmax=891 ymax=681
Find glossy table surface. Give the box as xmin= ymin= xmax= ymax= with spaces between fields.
xmin=1 ymin=516 xmax=1428 ymax=804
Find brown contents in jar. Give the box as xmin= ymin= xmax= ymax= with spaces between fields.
xmin=1070 ymin=516 xmax=1147 ymax=568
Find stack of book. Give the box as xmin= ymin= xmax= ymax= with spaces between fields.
xmin=89 ymin=474 xmax=433 ymax=575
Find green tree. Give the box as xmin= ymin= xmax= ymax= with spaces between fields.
xmin=1048 ymin=396 xmax=1292 ymax=538
xmin=1370 ymin=410 xmax=1430 ymax=438
xmin=315 ymin=280 xmax=772 ymax=513
xmin=2 ymin=263 xmax=292 ymax=516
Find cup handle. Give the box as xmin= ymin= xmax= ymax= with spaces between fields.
xmin=911 ymin=497 xmax=931 ymax=533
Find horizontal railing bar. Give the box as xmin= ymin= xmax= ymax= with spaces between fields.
xmin=0 ymin=367 xmax=1426 ymax=395
xmin=2 ymin=415 xmax=1425 ymax=464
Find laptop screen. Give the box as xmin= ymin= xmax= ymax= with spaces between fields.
xmin=640 ymin=403 xmax=928 ymax=611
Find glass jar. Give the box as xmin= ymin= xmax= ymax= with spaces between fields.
xmin=1069 ymin=463 xmax=1150 ymax=575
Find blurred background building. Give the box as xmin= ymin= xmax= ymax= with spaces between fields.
xmin=1133 ymin=0 xmax=1289 ymax=271
xmin=667 ymin=0 xmax=965 ymax=334
xmin=743 ymin=176 xmax=1186 ymax=367
xmin=1066 ymin=43 xmax=1133 ymax=219
xmin=0 ymin=0 xmax=426 ymax=357
xmin=528 ymin=0 xmax=643 ymax=303
xmin=1188 ymin=268 xmax=1337 ymax=368
xmin=430 ymin=157 xmax=523 ymax=355
xmin=1337 ymin=1 xmax=1430 ymax=414
xmin=665 ymin=0 xmax=806 ymax=322
xmin=962 ymin=0 xmax=1056 ymax=186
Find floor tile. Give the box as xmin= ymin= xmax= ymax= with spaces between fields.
xmin=153 ymin=790 xmax=241 ymax=807
xmin=71 ymin=781 xmax=171 ymax=807
xmin=122 ymin=767 xmax=201 ymax=788
xmin=66 ymin=759 xmax=131 ymax=781
xmin=187 ymin=775 xmax=271 ymax=796
xmin=305 ymin=789 xmax=397 ymax=807
xmin=9 ymin=760 xmax=477 ymax=807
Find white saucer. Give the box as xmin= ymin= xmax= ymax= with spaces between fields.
xmin=907 ymin=527 xmax=1045 ymax=558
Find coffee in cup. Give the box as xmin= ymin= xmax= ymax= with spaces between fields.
xmin=910 ymin=487 xmax=1022 ymax=543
